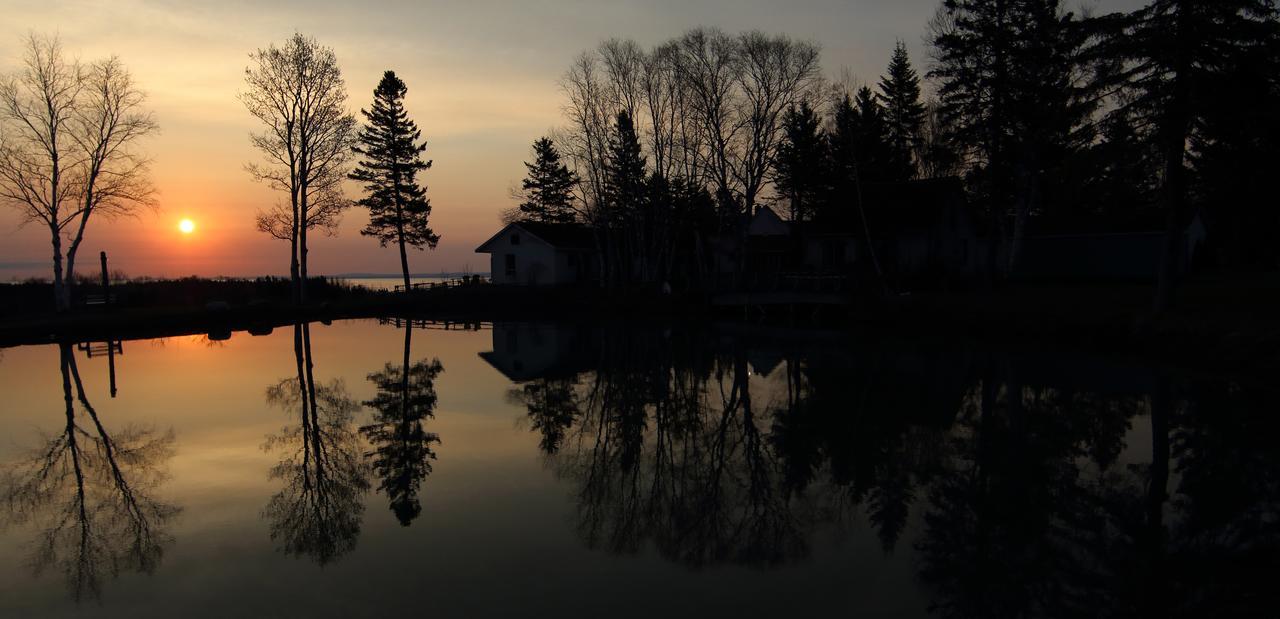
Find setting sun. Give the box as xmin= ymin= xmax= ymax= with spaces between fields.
xmin=178 ymin=218 xmax=196 ymax=234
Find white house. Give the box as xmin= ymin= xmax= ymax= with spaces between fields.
xmin=475 ymin=222 xmax=598 ymax=285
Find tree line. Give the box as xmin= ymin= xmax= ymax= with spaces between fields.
xmin=0 ymin=33 xmax=443 ymax=310
xmin=241 ymin=34 xmax=439 ymax=303
xmin=508 ymin=322 xmax=1280 ymax=616
xmin=515 ymin=4 xmax=1280 ymax=305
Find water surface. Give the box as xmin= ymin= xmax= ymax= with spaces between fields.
xmin=0 ymin=319 xmax=1274 ymax=617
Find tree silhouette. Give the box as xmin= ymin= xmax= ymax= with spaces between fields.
xmin=929 ymin=0 xmax=1090 ymax=272
xmin=603 ymin=111 xmax=647 ymax=222
xmin=517 ymin=137 xmax=579 ymax=224
xmin=774 ymin=101 xmax=829 ymax=222
xmin=877 ymin=41 xmax=925 ymax=181
xmin=513 ymin=378 xmax=580 ymax=455
xmin=243 ymin=33 xmax=356 ymax=304
xmin=360 ymin=322 xmax=444 ymax=526
xmin=350 ymin=70 xmax=438 ymax=292
xmin=1087 ymin=0 xmax=1280 ymax=310
xmin=0 ymin=34 xmax=157 ymax=311
xmin=0 ymin=344 xmax=177 ymax=602
xmin=262 ymin=323 xmax=369 ymax=564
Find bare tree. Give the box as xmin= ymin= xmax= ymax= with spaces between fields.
xmin=560 ymin=52 xmax=614 ymax=220
xmin=0 ymin=34 xmax=156 ymax=311
xmin=65 ymin=57 xmax=158 ymax=303
xmin=671 ymin=28 xmax=744 ymax=216
xmin=242 ymin=33 xmax=356 ymax=304
xmin=731 ymin=32 xmax=822 ymax=216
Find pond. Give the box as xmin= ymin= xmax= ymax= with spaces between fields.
xmin=0 ymin=319 xmax=1275 ymax=617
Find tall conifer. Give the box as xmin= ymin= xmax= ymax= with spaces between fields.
xmin=519 ymin=137 xmax=579 ymax=224
xmin=351 ymin=70 xmax=438 ymax=291
xmin=877 ymin=41 xmax=926 ymax=180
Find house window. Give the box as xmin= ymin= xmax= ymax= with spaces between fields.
xmin=511 ymin=233 xmax=521 ymax=245
xmin=505 ymin=254 xmax=516 ymax=277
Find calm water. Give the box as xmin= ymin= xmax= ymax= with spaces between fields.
xmin=0 ymin=320 xmax=1275 ymax=617
xmin=340 ymin=276 xmax=477 ymax=291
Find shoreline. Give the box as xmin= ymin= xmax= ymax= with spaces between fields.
xmin=2 ymin=278 xmax=1276 ymax=379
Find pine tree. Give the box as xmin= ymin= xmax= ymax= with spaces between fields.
xmin=834 ymin=86 xmax=896 ymax=184
xmin=601 ymin=111 xmax=648 ymax=283
xmin=361 ymin=351 xmax=444 ymax=527
xmin=603 ymin=110 xmax=648 ymax=222
xmin=350 ymin=70 xmax=438 ymax=292
xmin=826 ymin=94 xmax=860 ymax=223
xmin=518 ymin=137 xmax=579 ymax=224
xmin=930 ymin=0 xmax=1090 ymax=272
xmin=1089 ymin=0 xmax=1279 ymax=308
xmin=774 ymin=102 xmax=829 ymax=221
xmin=877 ymin=41 xmax=926 ymax=181
xmin=1089 ymin=112 xmax=1158 ymax=226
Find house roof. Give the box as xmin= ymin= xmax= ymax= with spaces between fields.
xmin=475 ymin=221 xmax=597 ymax=253
xmin=748 ymin=206 xmax=790 ymax=237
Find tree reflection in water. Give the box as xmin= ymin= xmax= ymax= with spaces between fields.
xmin=496 ymin=324 xmax=1280 ymax=615
xmin=0 ymin=344 xmax=178 ymax=602
xmin=262 ymin=323 xmax=369 ymax=565
xmin=361 ymin=321 xmax=443 ymax=526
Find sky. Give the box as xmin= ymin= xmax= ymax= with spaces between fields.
xmin=0 ymin=0 xmax=1140 ymax=280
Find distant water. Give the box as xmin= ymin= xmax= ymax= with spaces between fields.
xmin=0 ymin=320 xmax=1274 ymax=617
xmin=338 ymin=276 xmax=473 ymax=291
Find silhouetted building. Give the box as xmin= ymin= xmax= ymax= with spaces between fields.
xmin=1011 ymin=214 xmax=1206 ymax=282
xmin=478 ymin=323 xmax=594 ymax=382
xmin=847 ymin=177 xmax=983 ymax=279
xmin=475 ymin=222 xmax=598 ymax=285
xmin=713 ymin=177 xmax=983 ymax=286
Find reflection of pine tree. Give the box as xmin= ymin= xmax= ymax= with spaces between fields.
xmin=263 ymin=324 xmax=369 ymax=565
xmin=361 ymin=356 xmax=444 ymax=526
xmin=0 ymin=345 xmax=178 ymax=602
xmin=915 ymin=376 xmax=1142 ymax=618
xmin=514 ymin=378 xmax=579 ymax=455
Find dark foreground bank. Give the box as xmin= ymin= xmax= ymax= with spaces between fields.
xmin=1 ymin=274 xmax=1277 ymax=376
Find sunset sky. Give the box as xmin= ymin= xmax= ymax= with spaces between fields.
xmin=0 ymin=0 xmax=1135 ymax=280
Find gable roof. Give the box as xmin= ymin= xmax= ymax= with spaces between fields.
xmin=476 ymin=221 xmax=597 ymax=253
xmin=748 ymin=206 xmax=790 ymax=237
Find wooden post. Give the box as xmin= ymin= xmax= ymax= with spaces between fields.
xmin=108 ymin=341 xmax=118 ymax=398
xmin=99 ymin=251 xmax=109 ymax=306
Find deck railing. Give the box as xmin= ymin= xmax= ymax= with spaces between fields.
xmin=392 ymin=275 xmax=489 ymax=293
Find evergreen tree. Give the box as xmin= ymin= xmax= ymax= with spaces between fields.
xmin=877 ymin=41 xmax=926 ymax=180
xmin=1088 ymin=112 xmax=1158 ymax=226
xmin=597 ymin=110 xmax=649 ymax=283
xmin=518 ymin=137 xmax=579 ymax=224
xmin=1193 ymin=37 xmax=1280 ymax=267
xmin=774 ymin=102 xmax=830 ymax=221
xmin=826 ymin=94 xmax=860 ymax=223
xmin=825 ymin=91 xmax=894 ymax=223
xmin=350 ymin=70 xmax=439 ymax=292
xmin=930 ymin=0 xmax=1090 ymax=272
xmin=603 ymin=110 xmax=648 ymax=222
xmin=852 ymin=86 xmax=895 ymax=182
xmin=917 ymin=99 xmax=963 ymax=179
xmin=361 ymin=353 xmax=444 ymax=527
xmin=1088 ymin=0 xmax=1279 ymax=308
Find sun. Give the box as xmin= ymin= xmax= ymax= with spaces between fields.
xmin=178 ymin=218 xmax=196 ymax=234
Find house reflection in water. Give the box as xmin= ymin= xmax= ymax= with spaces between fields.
xmin=477 ymin=323 xmax=597 ymax=382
